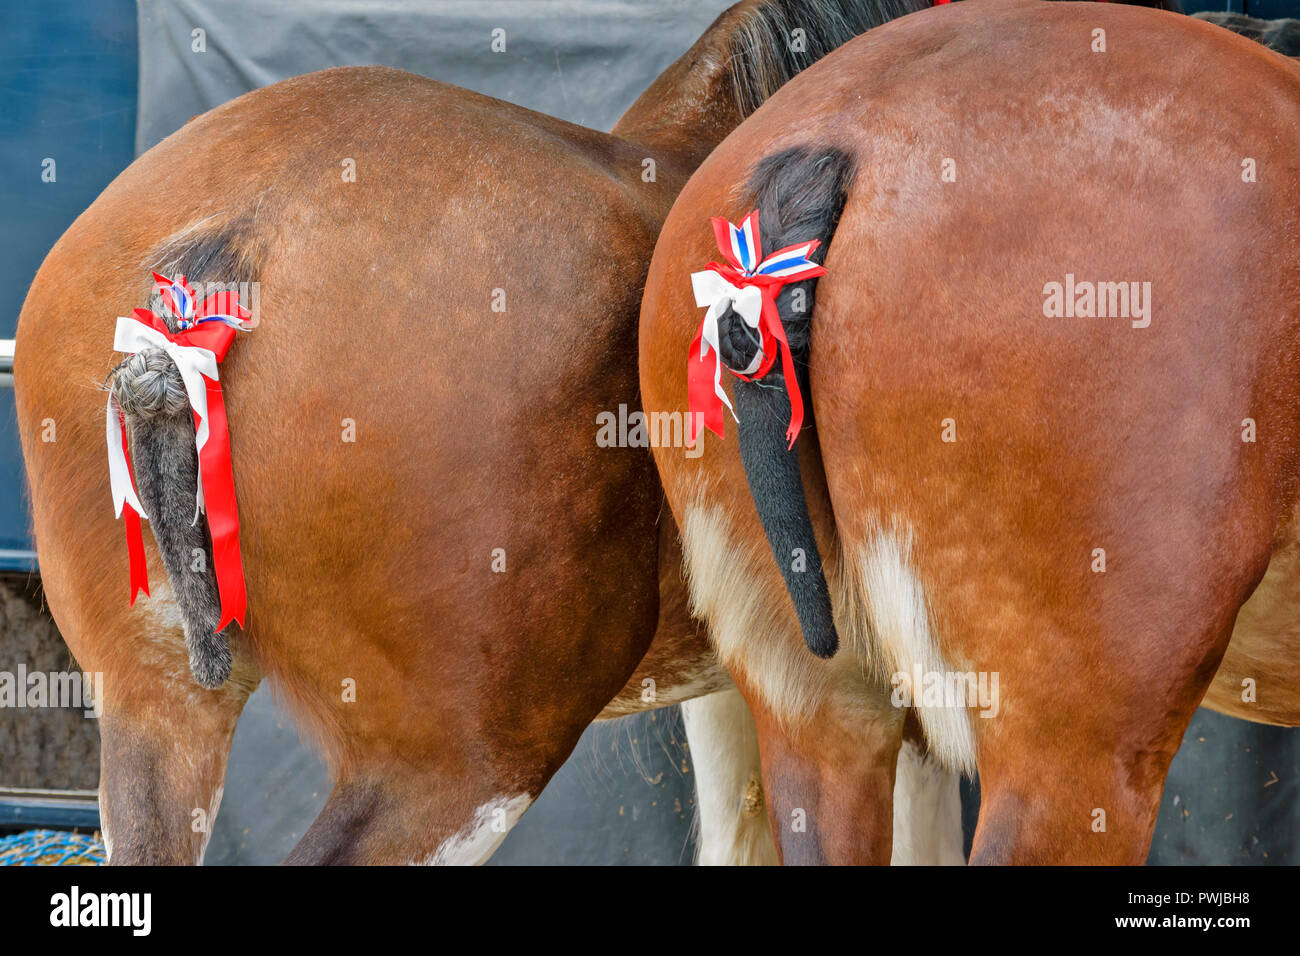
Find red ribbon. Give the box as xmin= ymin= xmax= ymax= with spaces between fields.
xmin=118 ymin=307 xmax=247 ymax=633
xmin=686 ymin=331 xmax=726 ymax=445
xmin=687 ymin=213 xmax=825 ymax=450
xmin=118 ymin=410 xmax=150 ymax=605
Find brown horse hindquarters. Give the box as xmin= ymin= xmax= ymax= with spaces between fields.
xmin=642 ymin=1 xmax=1300 ymax=864
xmin=641 ymin=134 xmax=911 ymax=867
xmin=18 ymin=66 xmax=684 ymax=863
xmin=20 ymin=0 xmax=1098 ymax=867
xmin=813 ymin=6 xmax=1300 ymax=863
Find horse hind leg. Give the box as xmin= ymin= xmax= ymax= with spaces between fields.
xmin=890 ymin=722 xmax=966 ymax=865
xmin=746 ymin=686 xmax=904 ymax=865
xmin=830 ymin=487 xmax=1272 ymax=863
xmin=99 ymin=682 xmax=249 ymax=864
xmin=968 ymin=598 xmax=1251 ymax=865
xmin=680 ymin=687 xmax=779 ymax=865
xmin=676 ymin=503 xmax=905 ymax=865
xmin=88 ymin=586 xmax=258 ymax=864
xmin=681 ymin=686 xmax=964 ymax=865
xmin=285 ymin=757 xmax=536 ymax=865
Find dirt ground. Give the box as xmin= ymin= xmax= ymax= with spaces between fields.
xmin=0 ymin=576 xmax=99 ymax=789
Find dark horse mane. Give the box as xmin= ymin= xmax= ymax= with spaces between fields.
xmin=727 ymin=0 xmax=1184 ymax=117
xmin=728 ymin=0 xmax=932 ymax=115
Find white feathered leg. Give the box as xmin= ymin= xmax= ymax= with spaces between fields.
xmin=890 ymin=739 xmax=966 ymax=865
xmin=681 ymin=688 xmax=779 ymax=865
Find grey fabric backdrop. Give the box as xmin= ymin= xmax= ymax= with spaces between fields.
xmin=132 ymin=0 xmax=1300 ymax=865
xmin=137 ymin=0 xmax=734 ymax=151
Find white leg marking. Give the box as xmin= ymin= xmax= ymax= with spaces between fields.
xmin=890 ymin=740 xmax=966 ymax=865
xmin=98 ymin=788 xmax=114 ymax=864
xmin=197 ymin=785 xmax=224 ymax=865
xmin=422 ymin=794 xmax=532 ymax=866
xmin=681 ymin=688 xmax=779 ymax=865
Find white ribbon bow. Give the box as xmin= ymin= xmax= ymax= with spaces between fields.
xmin=690 ymin=270 xmax=766 ymax=423
xmin=105 ymin=316 xmax=219 ymax=525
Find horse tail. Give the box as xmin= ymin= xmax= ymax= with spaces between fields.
xmin=716 ymin=145 xmax=856 ymax=658
xmin=109 ymin=348 xmax=231 ymax=688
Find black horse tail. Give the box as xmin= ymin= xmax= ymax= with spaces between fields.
xmin=714 ymin=145 xmax=856 ymax=658
xmin=109 ymin=347 xmax=231 ymax=688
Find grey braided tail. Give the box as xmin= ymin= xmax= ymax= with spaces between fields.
xmin=109 ymin=348 xmax=231 ymax=688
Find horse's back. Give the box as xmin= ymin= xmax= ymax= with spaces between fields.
xmin=22 ymin=63 xmax=670 ymax=412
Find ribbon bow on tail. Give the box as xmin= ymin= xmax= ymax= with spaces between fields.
xmin=105 ymin=272 xmax=252 ymax=633
xmin=686 ymin=210 xmax=826 ymax=449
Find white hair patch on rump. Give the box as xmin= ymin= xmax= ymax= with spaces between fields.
xmin=852 ymin=525 xmax=976 ymax=774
